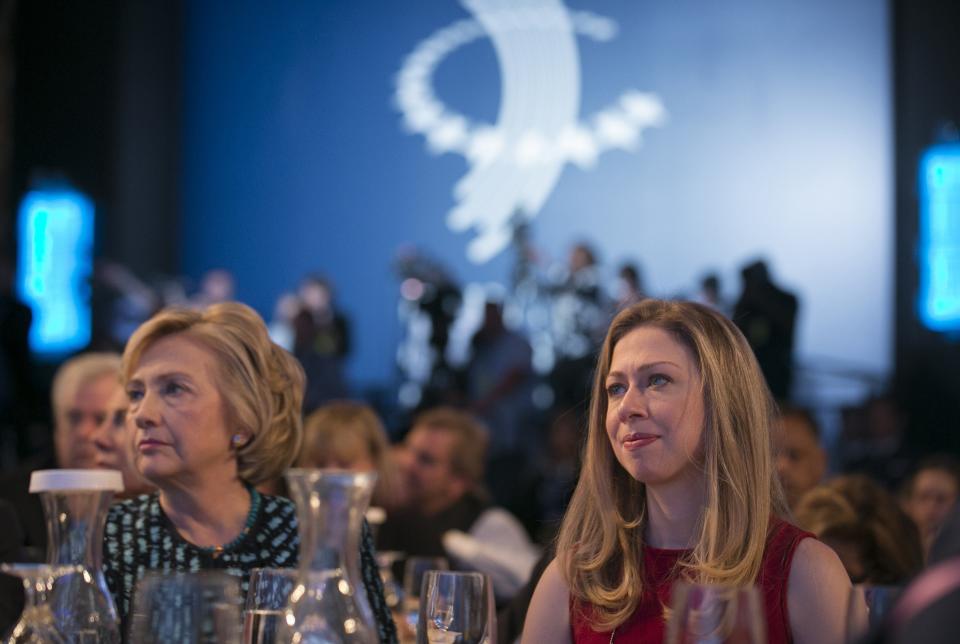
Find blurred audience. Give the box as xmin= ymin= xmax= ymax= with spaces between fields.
xmin=840 ymin=393 xmax=916 ymax=490
xmin=901 ymin=455 xmax=960 ymax=560
xmin=297 ymin=400 xmax=406 ymax=512
xmin=377 ymin=406 xmax=539 ymax=598
xmin=775 ymin=404 xmax=827 ymax=511
xmin=797 ymin=474 xmax=923 ymax=585
xmin=0 ymin=352 xmax=122 ymax=557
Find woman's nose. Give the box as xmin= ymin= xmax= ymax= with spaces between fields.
xmin=132 ymin=392 xmax=159 ymax=429
xmin=617 ymin=386 xmax=648 ymax=422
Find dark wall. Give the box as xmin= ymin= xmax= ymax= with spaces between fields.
xmin=893 ymin=0 xmax=960 ymax=450
xmin=9 ymin=0 xmax=180 ymax=278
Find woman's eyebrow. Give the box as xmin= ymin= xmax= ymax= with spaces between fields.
xmin=607 ymin=360 xmax=681 ymax=378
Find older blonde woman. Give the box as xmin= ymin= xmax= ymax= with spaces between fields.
xmin=102 ymin=303 xmax=397 ymax=642
xmin=522 ymin=299 xmax=855 ymax=644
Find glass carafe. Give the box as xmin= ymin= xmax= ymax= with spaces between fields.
xmin=30 ymin=469 xmax=124 ymax=643
xmin=282 ymin=469 xmax=378 ymax=644
xmin=0 ymin=564 xmax=74 ymax=643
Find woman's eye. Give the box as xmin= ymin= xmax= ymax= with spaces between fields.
xmin=126 ymin=389 xmax=143 ymax=402
xmin=649 ymin=374 xmax=670 ymax=387
xmin=606 ymin=383 xmax=626 ymax=397
xmin=163 ymin=382 xmax=185 ymax=396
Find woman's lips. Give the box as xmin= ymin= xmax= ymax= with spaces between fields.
xmin=623 ymin=433 xmax=659 ymax=450
xmin=138 ymin=439 xmax=168 ymax=452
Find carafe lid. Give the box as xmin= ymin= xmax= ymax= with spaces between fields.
xmin=29 ymin=469 xmax=124 ymax=492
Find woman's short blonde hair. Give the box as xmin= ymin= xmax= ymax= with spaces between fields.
xmin=122 ymin=302 xmax=304 ymax=486
xmin=298 ymin=400 xmax=402 ymax=509
xmin=558 ymin=299 xmax=787 ymax=630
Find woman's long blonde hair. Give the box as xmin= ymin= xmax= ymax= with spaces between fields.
xmin=557 ymin=299 xmax=787 ymax=630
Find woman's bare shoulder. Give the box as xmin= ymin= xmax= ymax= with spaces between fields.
xmin=521 ymin=558 xmax=573 ymax=644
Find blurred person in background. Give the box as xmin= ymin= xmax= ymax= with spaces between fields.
xmin=377 ymin=406 xmax=539 ymax=599
xmin=94 ymin=385 xmax=153 ymax=498
xmin=297 ymin=400 xmax=406 ymax=513
xmin=775 ymin=405 xmax=827 ymax=512
xmin=614 ymin=262 xmax=645 ymax=310
xmin=103 ymin=302 xmax=397 ymax=641
xmin=0 ymin=352 xmax=121 ymax=558
xmin=733 ymin=259 xmax=798 ymax=401
xmin=466 ymin=300 xmax=535 ymax=513
xmin=840 ymin=393 xmax=915 ymax=490
xmin=829 ymin=474 xmax=924 ymax=583
xmin=794 ymin=486 xmax=871 ymax=583
xmin=294 ymin=274 xmax=350 ymax=412
xmin=189 ymin=268 xmax=236 ymax=309
xmin=695 ymin=272 xmax=728 ymax=315
xmin=901 ymin=455 xmax=960 ymax=560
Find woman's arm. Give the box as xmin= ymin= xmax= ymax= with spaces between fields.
xmin=787 ymin=538 xmax=859 ymax=644
xmin=521 ymin=558 xmax=572 ymax=644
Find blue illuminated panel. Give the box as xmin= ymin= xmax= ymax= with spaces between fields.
xmin=919 ymin=144 xmax=960 ymax=332
xmin=16 ymin=188 xmax=95 ymax=357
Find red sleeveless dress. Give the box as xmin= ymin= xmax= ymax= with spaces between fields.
xmin=570 ymin=518 xmax=813 ymax=644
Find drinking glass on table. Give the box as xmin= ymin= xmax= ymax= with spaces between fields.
xmin=128 ymin=570 xmax=242 ymax=643
xmin=242 ymin=567 xmax=299 ymax=644
xmin=416 ymin=571 xmax=495 ymax=644
xmin=664 ymin=583 xmax=766 ymax=644
xmin=402 ymin=556 xmax=449 ymax=635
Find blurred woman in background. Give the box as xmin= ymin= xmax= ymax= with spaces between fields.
xmin=298 ymin=400 xmax=406 ymax=513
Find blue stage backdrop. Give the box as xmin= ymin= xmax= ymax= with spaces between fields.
xmin=182 ymin=0 xmax=890 ymax=389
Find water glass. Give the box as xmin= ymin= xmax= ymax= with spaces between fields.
xmin=416 ymin=570 xmax=495 ymax=644
xmin=664 ymin=583 xmax=765 ymax=644
xmin=128 ymin=570 xmax=242 ymax=643
xmin=403 ymin=556 xmax=449 ymax=634
xmin=242 ymin=567 xmax=299 ymax=644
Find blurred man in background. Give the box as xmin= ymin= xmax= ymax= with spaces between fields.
xmin=776 ymin=405 xmax=827 ymax=512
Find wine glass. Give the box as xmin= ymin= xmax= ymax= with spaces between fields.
xmin=845 ymin=584 xmax=898 ymax=642
xmin=402 ymin=556 xmax=449 ymax=635
xmin=0 ymin=564 xmax=74 ymax=644
xmin=242 ymin=567 xmax=299 ymax=644
xmin=127 ymin=570 xmax=242 ymax=643
xmin=664 ymin=583 xmax=766 ymax=644
xmin=416 ymin=571 xmax=495 ymax=644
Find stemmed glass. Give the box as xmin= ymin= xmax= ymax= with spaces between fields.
xmin=416 ymin=571 xmax=495 ymax=644
xmin=664 ymin=583 xmax=766 ymax=644
xmin=0 ymin=564 xmax=73 ymax=644
xmin=127 ymin=570 xmax=242 ymax=643
xmin=242 ymin=567 xmax=298 ymax=644
xmin=402 ymin=556 xmax=449 ymax=635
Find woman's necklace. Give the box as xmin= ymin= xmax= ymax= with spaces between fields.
xmin=609 ymin=628 xmax=616 ymax=643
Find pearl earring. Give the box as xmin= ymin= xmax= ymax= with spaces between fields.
xmin=233 ymin=434 xmax=246 ymax=447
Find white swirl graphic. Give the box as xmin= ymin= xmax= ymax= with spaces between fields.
xmin=395 ymin=0 xmax=667 ymax=263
